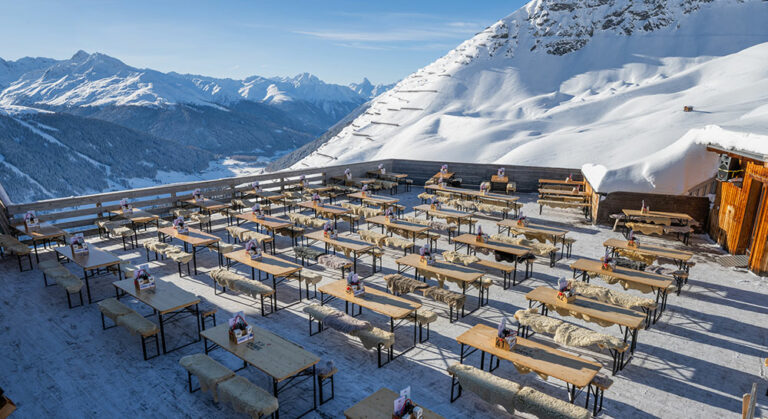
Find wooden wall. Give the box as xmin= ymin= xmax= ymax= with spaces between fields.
xmin=709 ymin=161 xmax=768 ymax=274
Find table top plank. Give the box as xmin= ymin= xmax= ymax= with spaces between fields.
xmin=319 ymin=279 xmax=420 ymax=319
xmin=298 ymin=201 xmax=351 ymax=216
xmin=201 ymin=323 xmax=319 ymax=382
xmin=570 ymin=259 xmax=674 ymax=290
xmin=622 ymin=209 xmax=694 ymax=222
xmin=526 ymin=286 xmax=645 ymax=329
xmin=453 ymin=233 xmax=533 ymax=258
xmin=234 ymin=213 xmax=292 ymax=230
xmin=347 ymin=192 xmax=400 ymax=205
xmin=55 ymin=245 xmax=121 ymax=270
xmin=496 ymin=220 xmax=568 ymax=238
xmin=13 ymin=223 xmax=66 ymax=240
xmin=603 ymin=238 xmax=693 ymax=261
xmin=413 ymin=204 xmax=472 ymax=220
xmin=305 ymin=231 xmax=374 ymax=253
xmin=224 ymin=250 xmax=302 ymax=277
xmin=344 ymin=388 xmax=444 ymax=419
xmin=184 ymin=198 xmax=230 ymax=211
xmin=109 ymin=208 xmax=160 ymax=223
xmin=113 ymin=278 xmax=199 ymax=314
xmin=457 ymin=324 xmax=601 ymax=388
xmin=538 ymin=178 xmax=585 ymax=186
xmin=365 ymin=216 xmax=430 ymax=234
xmin=158 ymin=227 xmax=220 ymax=247
xmin=424 ymin=185 xmax=519 ymax=203
xmin=396 ymin=254 xmax=483 ymax=284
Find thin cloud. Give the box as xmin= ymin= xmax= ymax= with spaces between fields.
xmin=295 ymin=27 xmax=477 ymax=43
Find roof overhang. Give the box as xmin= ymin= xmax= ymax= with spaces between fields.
xmin=706 ymin=145 xmax=768 ymax=165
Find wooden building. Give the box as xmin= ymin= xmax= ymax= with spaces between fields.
xmin=707 ymin=145 xmax=768 ymax=275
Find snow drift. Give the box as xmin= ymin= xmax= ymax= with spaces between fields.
xmin=288 ymin=0 xmax=768 ymax=195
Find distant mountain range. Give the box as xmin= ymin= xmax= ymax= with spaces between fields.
xmin=0 ymin=51 xmax=395 ymax=202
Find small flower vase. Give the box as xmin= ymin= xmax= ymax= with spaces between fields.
xmin=495 ymin=336 xmax=510 ymax=350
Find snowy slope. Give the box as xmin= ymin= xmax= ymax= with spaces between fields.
xmin=290 ymin=0 xmax=768 ymax=194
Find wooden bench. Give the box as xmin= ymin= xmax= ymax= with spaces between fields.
xmin=303 ymin=304 xmax=395 ymax=368
xmin=218 ymin=375 xmax=279 ymax=418
xmin=43 ymin=265 xmax=85 ymax=308
xmin=447 ymin=363 xmax=591 ymax=419
xmin=97 ymin=298 xmax=160 ymax=360
xmin=208 ymin=268 xmax=275 ymax=316
xmin=538 ymin=199 xmax=592 ymax=220
xmin=179 ymin=353 xmax=235 ymax=400
xmin=317 ymin=360 xmax=338 ymax=405
xmin=0 ymin=234 xmax=33 ymax=272
xmin=475 ymin=259 xmax=519 ymax=289
xmin=317 ymin=254 xmax=353 ymax=279
xmin=418 ymin=286 xmax=466 ymax=323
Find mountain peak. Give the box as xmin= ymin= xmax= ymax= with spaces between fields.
xmin=71 ymin=50 xmax=90 ymax=61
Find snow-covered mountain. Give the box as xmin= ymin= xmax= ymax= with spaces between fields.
xmin=349 ymin=78 xmax=397 ymax=99
xmin=289 ymin=0 xmax=768 ymax=194
xmin=0 ymin=50 xmax=387 ymax=110
xmin=0 ymin=51 xmax=396 ymax=202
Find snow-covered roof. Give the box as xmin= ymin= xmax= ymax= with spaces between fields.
xmin=582 ymin=125 xmax=768 ymax=195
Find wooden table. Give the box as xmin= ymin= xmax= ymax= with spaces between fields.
xmin=366 ymin=170 xmax=409 ymax=180
xmin=201 ymin=322 xmax=320 ymax=418
xmin=570 ymin=258 xmax=674 ymax=323
xmin=347 ymin=192 xmax=399 ymax=208
xmin=344 ymin=388 xmax=444 ymax=419
xmin=413 ymin=205 xmax=474 ymax=234
xmin=365 ymin=216 xmax=429 ymax=244
xmin=332 ymin=176 xmax=378 ymax=186
xmin=224 ymin=249 xmax=303 ymax=310
xmin=157 ymin=227 xmax=220 ymax=275
xmin=425 ymin=185 xmax=519 ymax=209
xmin=305 ymin=231 xmax=373 ymax=274
xmin=539 ymin=188 xmax=588 ymax=197
xmin=247 ymin=189 xmax=285 ymax=202
xmin=603 ymin=238 xmax=693 ymax=271
xmin=109 ymin=208 xmax=160 ymax=230
xmin=319 ymin=279 xmax=420 ymax=365
xmin=497 ymin=219 xmax=569 ymax=254
xmin=234 ymin=213 xmax=292 ymax=239
xmin=13 ymin=223 xmax=66 ymax=262
xmin=452 ymin=233 xmax=536 ymax=283
xmin=298 ymin=201 xmax=351 ymax=230
xmin=525 ymin=286 xmax=644 ymax=372
xmin=185 ymin=197 xmax=230 ymax=213
xmin=113 ymin=278 xmax=200 ymax=354
xmin=430 ymin=171 xmax=455 ymax=181
xmin=55 ymin=245 xmax=121 ymax=304
xmin=456 ymin=324 xmax=601 ymax=405
xmin=538 ymin=178 xmax=585 ymax=188
xmin=622 ymin=209 xmax=695 ymax=226
xmin=395 ymin=253 xmax=484 ymax=319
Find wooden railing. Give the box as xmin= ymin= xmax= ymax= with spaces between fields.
xmin=687 ymin=176 xmax=717 ymax=197
xmin=1 ymin=159 xmax=396 ymax=235
xmin=0 ymin=158 xmax=583 ymax=237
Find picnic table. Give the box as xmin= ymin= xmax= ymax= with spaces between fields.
xmin=425 ymin=185 xmax=520 ymax=208
xmin=622 ymin=209 xmax=694 ymax=226
xmin=184 ymin=197 xmax=230 ymax=214
xmin=413 ymin=204 xmax=474 ymax=234
xmin=570 ymin=258 xmax=674 ymax=322
xmin=319 ymin=279 xmax=420 ymax=363
xmin=539 ymin=188 xmax=588 ymax=197
xmin=456 ymin=324 xmax=601 ymax=406
xmin=346 ymin=192 xmax=399 ymax=208
xmin=497 ymin=219 xmax=570 ymax=256
xmin=603 ymin=238 xmax=693 ymax=272
xmin=395 ymin=253 xmax=485 ymax=318
xmin=365 ymin=216 xmax=429 ymax=245
xmin=223 ymin=249 xmax=303 ymax=310
xmin=113 ymin=278 xmax=200 ymax=354
xmin=305 ymin=231 xmax=373 ymax=274
xmin=109 ymin=208 xmax=160 ymax=232
xmin=331 ymin=176 xmax=378 ymax=186
xmin=157 ymin=227 xmax=220 ymax=275
xmin=246 ymin=189 xmax=285 ymax=202
xmin=201 ymin=322 xmax=320 ymax=418
xmin=55 ymin=245 xmax=121 ymax=304
xmin=298 ymin=201 xmax=351 ymax=230
xmin=525 ymin=286 xmax=644 ymax=372
xmin=538 ymin=178 xmax=585 ymax=188
xmin=452 ymin=233 xmax=536 ymax=282
xmin=234 ymin=213 xmax=292 ymax=239
xmin=344 ymin=388 xmax=444 ymax=419
xmin=366 ymin=170 xmax=409 ymax=181
xmin=13 ymin=223 xmax=66 ymax=262
xmin=430 ymin=171 xmax=455 ymax=181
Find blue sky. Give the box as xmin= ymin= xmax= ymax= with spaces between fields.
xmin=0 ymin=0 xmax=525 ymax=85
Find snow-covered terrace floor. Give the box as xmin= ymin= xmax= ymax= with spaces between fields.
xmin=1 ymin=188 xmax=767 ymax=418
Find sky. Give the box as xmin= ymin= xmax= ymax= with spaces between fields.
xmin=0 ymin=0 xmax=526 ymax=85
